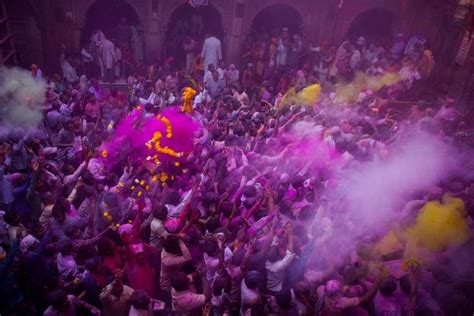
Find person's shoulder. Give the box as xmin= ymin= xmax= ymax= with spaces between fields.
xmin=334 ymin=296 xmax=360 ymax=309
xmin=42 ymin=307 xmax=55 ymax=316
xmin=123 ymin=285 xmax=135 ymax=295
xmin=67 ymin=294 xmax=80 ymax=305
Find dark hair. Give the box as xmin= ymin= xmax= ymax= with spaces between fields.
xmin=203 ymin=240 xmax=219 ymax=255
xmin=213 ymin=277 xmax=227 ymax=296
xmin=291 ymin=176 xmax=305 ymax=190
xmin=164 ymin=190 xmax=181 ymax=206
xmin=232 ymin=248 xmax=245 ymax=266
xmin=210 ymin=127 xmax=222 ymax=141
xmin=220 ymin=202 xmax=233 ymax=217
xmin=52 ymin=200 xmax=67 ymax=220
xmin=266 ymin=246 xmax=280 ymax=263
xmin=379 ymin=276 xmax=397 ymax=296
xmin=243 ymin=198 xmax=257 ymax=210
xmin=59 ymin=239 xmax=73 ymax=255
xmin=253 ymin=209 xmax=267 ymax=221
xmin=276 ymin=289 xmax=292 ymax=309
xmin=250 ymin=303 xmax=265 ymax=316
xmin=4 ymin=210 xmax=20 ymax=226
xmin=97 ymin=238 xmax=115 ymax=256
xmin=103 ymin=192 xmax=118 ymax=207
xmin=399 ymin=275 xmax=411 ymax=295
xmin=152 ymin=205 xmax=168 ymax=220
xmin=163 ymin=235 xmax=181 ymax=255
xmin=130 ymin=290 xmax=150 ymax=310
xmin=243 ymin=185 xmax=257 ymax=197
xmin=202 ymin=192 xmax=217 ymax=207
xmin=47 ymin=289 xmax=68 ymax=308
xmin=171 ymin=272 xmax=190 ymax=291
xmin=205 ymin=218 xmax=220 ymax=233
xmin=278 ymin=200 xmax=292 ymax=216
xmin=64 ymin=225 xmax=78 ymax=238
xmin=85 ymin=257 xmax=102 ymax=272
xmin=245 ymin=271 xmax=262 ymax=290
xmin=182 ymin=261 xmax=196 ymax=275
xmin=81 ymin=171 xmax=95 ymax=186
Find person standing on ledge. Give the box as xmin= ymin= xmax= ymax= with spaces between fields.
xmin=201 ymin=32 xmax=222 ymax=81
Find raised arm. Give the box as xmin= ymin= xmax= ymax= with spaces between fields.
xmin=199 ymin=263 xmax=212 ymax=302
xmin=358 ymin=269 xmax=384 ymax=305
xmin=240 ymin=237 xmax=256 ymax=272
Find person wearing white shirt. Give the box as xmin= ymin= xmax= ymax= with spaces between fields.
xmin=265 ymin=222 xmax=296 ymax=292
xmin=203 ymin=64 xmax=215 ymax=86
xmin=399 ymin=62 xmax=421 ymax=89
xmin=201 ymin=33 xmax=222 ymax=76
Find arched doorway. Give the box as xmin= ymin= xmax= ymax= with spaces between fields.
xmin=347 ymin=8 xmax=395 ymax=43
xmin=82 ymin=0 xmax=143 ymax=61
xmin=5 ymin=0 xmax=43 ymax=67
xmin=164 ymin=3 xmax=224 ymax=68
xmin=248 ymin=4 xmax=303 ymax=43
xmin=241 ymin=4 xmax=303 ymax=69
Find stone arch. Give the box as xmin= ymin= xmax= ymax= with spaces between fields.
xmin=6 ymin=0 xmax=44 ymax=66
xmin=157 ymin=0 xmax=229 ymax=42
xmin=249 ymin=4 xmax=303 ymax=37
xmin=337 ymin=0 xmax=401 ymax=42
xmin=75 ymin=0 xmax=148 ymax=30
xmin=346 ymin=7 xmax=396 ymax=42
xmin=160 ymin=1 xmax=227 ymax=64
xmin=79 ymin=0 xmax=144 ymax=45
xmin=243 ymin=0 xmax=308 ymax=39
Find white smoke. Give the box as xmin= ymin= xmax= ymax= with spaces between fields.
xmin=0 ymin=67 xmax=46 ymax=129
xmin=307 ymin=132 xmax=460 ymax=266
xmin=338 ymin=132 xmax=455 ymax=232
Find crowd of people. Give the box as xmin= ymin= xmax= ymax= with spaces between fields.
xmin=1 ymin=24 xmax=474 ymax=316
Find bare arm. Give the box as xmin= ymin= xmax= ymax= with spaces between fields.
xmin=358 ymin=274 xmax=383 ymax=305
xmin=199 ymin=263 xmax=211 ymax=301
xmin=240 ymin=238 xmax=256 ymax=272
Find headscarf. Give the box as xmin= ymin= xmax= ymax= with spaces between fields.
xmin=57 ymin=252 xmax=78 ymax=278
xmin=20 ymin=234 xmax=39 ymax=252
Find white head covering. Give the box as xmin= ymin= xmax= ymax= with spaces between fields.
xmin=57 ymin=252 xmax=78 ymax=278
xmin=280 ymin=173 xmax=290 ymax=183
xmin=118 ymin=223 xmax=133 ymax=237
xmin=20 ymin=234 xmax=39 ymax=252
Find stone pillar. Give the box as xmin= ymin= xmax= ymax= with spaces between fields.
xmin=227 ymin=1 xmax=244 ymax=64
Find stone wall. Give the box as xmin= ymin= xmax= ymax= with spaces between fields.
xmin=18 ymin=0 xmax=441 ymax=70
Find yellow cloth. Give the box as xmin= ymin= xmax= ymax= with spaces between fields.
xmin=181 ymin=87 xmax=197 ymax=113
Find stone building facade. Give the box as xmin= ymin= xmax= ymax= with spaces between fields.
xmin=7 ymin=0 xmax=470 ymax=73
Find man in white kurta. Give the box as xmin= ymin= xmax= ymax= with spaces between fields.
xmin=201 ymin=35 xmax=222 ymax=76
xmin=101 ymin=39 xmax=116 ymax=82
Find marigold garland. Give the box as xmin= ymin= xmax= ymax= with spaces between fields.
xmin=101 ymin=149 xmax=108 ymax=158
